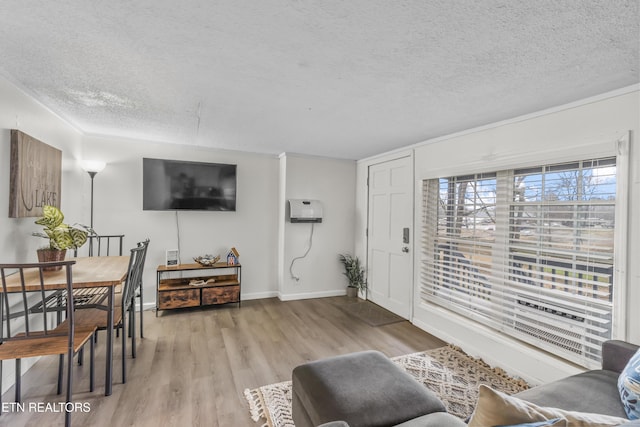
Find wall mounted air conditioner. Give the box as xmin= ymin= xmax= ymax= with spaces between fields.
xmin=288 ymin=199 xmax=323 ymax=223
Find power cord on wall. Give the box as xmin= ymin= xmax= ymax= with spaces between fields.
xmin=175 ymin=211 xmax=182 ymax=264
xmin=289 ymin=223 xmax=315 ymax=282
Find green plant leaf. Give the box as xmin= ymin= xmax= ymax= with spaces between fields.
xmin=51 ymin=228 xmax=74 ymax=250
xmin=69 ymin=227 xmax=88 ymax=248
xmin=34 ymin=205 xmax=64 ymax=229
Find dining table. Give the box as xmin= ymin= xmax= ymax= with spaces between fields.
xmin=1 ymin=255 xmax=130 ymax=396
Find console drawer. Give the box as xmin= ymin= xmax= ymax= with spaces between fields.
xmin=158 ymin=289 xmax=200 ymax=309
xmin=202 ymin=286 xmax=239 ymax=305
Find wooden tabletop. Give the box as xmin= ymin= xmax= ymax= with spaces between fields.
xmin=1 ymin=256 xmax=130 ymax=292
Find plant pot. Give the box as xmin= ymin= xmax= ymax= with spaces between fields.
xmin=346 ymin=287 xmax=358 ymax=298
xmin=36 ymin=249 xmax=67 ymax=271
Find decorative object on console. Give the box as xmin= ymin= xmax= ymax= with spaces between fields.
xmin=166 ymin=249 xmax=179 ymax=267
xmin=338 ymin=253 xmax=367 ymax=297
xmin=33 ymin=205 xmax=89 ymax=270
xmin=189 ymin=278 xmax=216 ymax=286
xmin=193 ymin=254 xmax=221 ymax=266
xmin=9 ymin=130 xmax=62 ymax=218
xmin=227 ymin=247 xmax=239 ymax=265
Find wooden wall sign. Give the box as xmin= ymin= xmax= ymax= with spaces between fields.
xmin=9 ymin=130 xmax=62 ymax=218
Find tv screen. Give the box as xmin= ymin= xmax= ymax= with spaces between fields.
xmin=143 ymin=158 xmax=236 ymax=211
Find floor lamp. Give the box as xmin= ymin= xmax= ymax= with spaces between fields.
xmin=81 ymin=160 xmax=106 ymax=256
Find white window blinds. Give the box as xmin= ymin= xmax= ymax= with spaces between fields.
xmin=421 ymin=156 xmax=619 ymax=368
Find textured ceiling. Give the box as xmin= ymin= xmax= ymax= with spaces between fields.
xmin=0 ymin=1 xmax=638 ymax=159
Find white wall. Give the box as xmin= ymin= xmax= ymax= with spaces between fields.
xmin=79 ymin=139 xmax=358 ymax=306
xmin=0 ymin=77 xmax=85 ymax=261
xmin=0 ymin=75 xmax=85 ymax=392
xmin=0 ymin=73 xmax=358 ymax=392
xmin=1 ymin=70 xmax=359 ymax=314
xmin=278 ymin=154 xmax=356 ymax=299
xmin=356 ymin=87 xmax=640 ymax=385
xmin=80 ymin=135 xmax=281 ymax=303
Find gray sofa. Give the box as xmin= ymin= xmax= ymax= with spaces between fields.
xmin=291 ymin=340 xmax=639 ymax=427
xmin=515 ymin=340 xmax=638 ymax=417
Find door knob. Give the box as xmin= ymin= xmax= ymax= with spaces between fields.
xmin=402 ymin=246 xmax=409 ymax=253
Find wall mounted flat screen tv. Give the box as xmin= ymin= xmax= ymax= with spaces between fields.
xmin=143 ymin=158 xmax=236 ymax=211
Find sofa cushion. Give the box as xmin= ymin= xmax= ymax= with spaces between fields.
xmin=515 ymin=369 xmax=627 ymax=417
xmin=618 ymin=348 xmax=640 ymax=419
xmin=468 ymin=385 xmax=629 ymax=427
xmin=603 ymin=341 xmax=640 ymax=374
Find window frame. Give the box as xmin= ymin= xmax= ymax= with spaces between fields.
xmin=419 ymin=134 xmax=630 ymax=368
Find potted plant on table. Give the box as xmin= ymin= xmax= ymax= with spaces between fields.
xmin=339 ymin=254 xmax=367 ymax=298
xmin=33 ymin=205 xmax=90 ymax=270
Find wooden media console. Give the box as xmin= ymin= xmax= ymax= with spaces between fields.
xmin=156 ymin=262 xmax=241 ymax=314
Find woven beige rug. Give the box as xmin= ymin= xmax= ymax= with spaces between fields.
xmin=244 ymin=345 xmax=530 ymax=427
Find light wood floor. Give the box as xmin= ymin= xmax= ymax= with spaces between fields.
xmin=1 ymin=297 xmax=445 ymax=427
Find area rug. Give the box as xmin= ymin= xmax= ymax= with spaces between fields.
xmin=244 ymin=345 xmax=529 ymax=427
xmin=332 ymin=298 xmax=405 ymax=327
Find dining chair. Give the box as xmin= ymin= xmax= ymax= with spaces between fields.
xmin=72 ymin=233 xmax=125 ymax=308
xmin=73 ymin=241 xmax=147 ymax=384
xmin=130 ymin=239 xmax=149 ymax=342
xmin=74 ymin=234 xmax=125 ymax=257
xmin=34 ymin=234 xmax=127 ymax=320
xmin=0 ymin=260 xmax=97 ymax=427
xmin=85 ymin=238 xmax=149 ymax=354
xmin=75 ymin=238 xmax=147 ymax=368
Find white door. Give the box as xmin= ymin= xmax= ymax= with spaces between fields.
xmin=367 ymin=156 xmax=413 ymax=319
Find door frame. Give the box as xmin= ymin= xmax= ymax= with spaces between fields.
xmin=356 ymin=149 xmax=415 ymax=320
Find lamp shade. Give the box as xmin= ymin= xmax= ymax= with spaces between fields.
xmin=81 ymin=160 xmax=106 ymax=173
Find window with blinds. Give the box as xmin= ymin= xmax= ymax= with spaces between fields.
xmin=421 ymin=157 xmax=618 ymax=368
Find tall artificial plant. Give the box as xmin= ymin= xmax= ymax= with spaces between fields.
xmin=338 ymin=254 xmax=367 ymax=292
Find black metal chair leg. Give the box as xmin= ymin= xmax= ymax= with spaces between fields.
xmin=128 ymin=305 xmax=133 ymax=338
xmin=57 ymin=355 xmax=63 ymax=395
xmin=78 ymin=347 xmax=84 ymax=366
xmin=132 ymin=305 xmax=137 ymax=359
xmin=139 ymin=288 xmax=144 ymax=338
xmin=15 ymin=359 xmax=21 ymax=403
xmin=121 ymin=321 xmax=127 ymax=384
xmin=65 ymin=348 xmax=73 ymax=427
xmin=90 ymin=334 xmax=95 ymax=392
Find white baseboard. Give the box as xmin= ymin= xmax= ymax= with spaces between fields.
xmin=278 ymin=289 xmax=346 ymax=301
xmin=242 ymin=291 xmax=280 ymax=300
